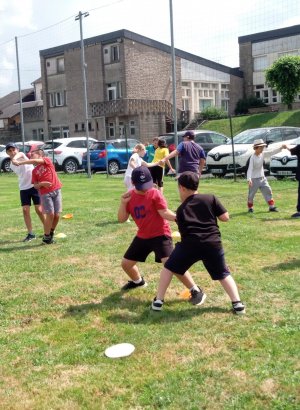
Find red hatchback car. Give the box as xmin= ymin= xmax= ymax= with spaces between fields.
xmin=15 ymin=140 xmax=44 ymax=158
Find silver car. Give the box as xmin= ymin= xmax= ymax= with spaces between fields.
xmin=270 ymin=136 xmax=300 ymax=179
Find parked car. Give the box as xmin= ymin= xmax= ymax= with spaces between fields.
xmin=42 ymin=137 xmax=98 ymax=174
xmin=270 ymin=136 xmax=300 ymax=179
xmin=0 ymin=141 xmax=44 ymax=172
xmin=82 ymin=138 xmax=141 ymax=174
xmin=159 ymin=130 xmax=229 ymax=154
xmin=15 ymin=140 xmax=44 ymax=158
xmin=206 ymin=127 xmax=300 ymax=177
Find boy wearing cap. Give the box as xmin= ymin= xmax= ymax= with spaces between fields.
xmin=160 ymin=130 xmax=206 ymax=175
xmin=12 ymin=148 xmax=62 ymax=244
xmin=118 ymin=166 xmax=206 ymax=305
xmin=5 ymin=142 xmax=45 ymax=242
xmin=151 ymin=171 xmax=245 ymax=315
xmin=247 ymin=139 xmax=278 ymax=213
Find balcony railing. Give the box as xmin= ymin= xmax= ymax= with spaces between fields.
xmin=90 ymin=98 xmax=183 ymax=119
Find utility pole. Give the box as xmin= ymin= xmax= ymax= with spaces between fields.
xmin=169 ymin=0 xmax=178 ymax=171
xmin=75 ymin=11 xmax=91 ymax=178
xmin=15 ymin=37 xmax=25 ymax=151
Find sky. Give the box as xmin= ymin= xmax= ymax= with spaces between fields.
xmin=0 ymin=0 xmax=299 ymax=98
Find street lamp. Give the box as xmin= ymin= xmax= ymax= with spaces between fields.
xmin=75 ymin=11 xmax=91 ymax=178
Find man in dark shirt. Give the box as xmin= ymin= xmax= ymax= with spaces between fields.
xmin=151 ymin=171 xmax=245 ymax=315
xmin=160 ymin=131 xmax=206 ymax=175
xmin=282 ymin=143 xmax=300 ymax=218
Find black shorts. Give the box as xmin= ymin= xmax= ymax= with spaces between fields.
xmin=20 ymin=187 xmax=41 ymax=207
xmin=124 ymin=235 xmax=173 ymax=263
xmin=164 ymin=239 xmax=230 ymax=280
xmin=150 ymin=166 xmax=164 ymax=187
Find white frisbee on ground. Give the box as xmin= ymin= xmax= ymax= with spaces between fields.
xmin=104 ymin=343 xmax=135 ymax=358
xmin=55 ymin=232 xmax=67 ymax=239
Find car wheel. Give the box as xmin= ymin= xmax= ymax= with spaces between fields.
xmin=63 ymin=158 xmax=78 ymax=174
xmin=108 ymin=160 xmax=120 ymax=175
xmin=2 ymin=158 xmax=12 ymax=172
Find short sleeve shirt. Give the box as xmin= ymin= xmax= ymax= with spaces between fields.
xmin=10 ymin=153 xmax=34 ymax=190
xmin=290 ymin=145 xmax=300 ymax=181
xmin=126 ymin=188 xmax=171 ymax=238
xmin=177 ymin=141 xmax=206 ymax=173
xmin=32 ymin=157 xmax=62 ymax=195
xmin=176 ymin=194 xmax=227 ymax=248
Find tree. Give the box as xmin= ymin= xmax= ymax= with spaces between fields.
xmin=265 ymin=56 xmax=300 ymax=110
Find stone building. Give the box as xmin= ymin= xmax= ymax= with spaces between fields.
xmin=239 ymin=24 xmax=300 ymax=110
xmin=39 ymin=29 xmax=243 ymax=142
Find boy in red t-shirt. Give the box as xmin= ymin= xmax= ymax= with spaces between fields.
xmin=118 ymin=166 xmax=205 ymax=306
xmin=12 ymin=148 xmax=62 ymax=244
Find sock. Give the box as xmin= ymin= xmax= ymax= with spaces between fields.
xmin=133 ymin=278 xmax=143 ymax=284
xmin=268 ymin=199 xmax=275 ymax=206
xmin=190 ymin=285 xmax=200 ymax=292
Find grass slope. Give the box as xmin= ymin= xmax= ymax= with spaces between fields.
xmin=199 ymin=109 xmax=300 ymax=136
xmin=0 ymin=173 xmax=299 ymax=409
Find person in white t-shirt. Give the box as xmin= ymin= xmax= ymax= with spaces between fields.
xmin=246 ymin=139 xmax=278 ymax=213
xmin=5 ymin=143 xmax=45 ymax=242
xmin=124 ymin=144 xmax=158 ymax=190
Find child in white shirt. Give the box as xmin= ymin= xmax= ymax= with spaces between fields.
xmin=247 ymin=139 xmax=278 ymax=213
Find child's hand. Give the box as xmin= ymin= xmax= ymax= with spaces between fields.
xmin=40 ymin=181 xmax=52 ymax=188
xmin=248 ymin=180 xmax=253 ymax=187
xmin=11 ymin=159 xmax=20 ymax=166
xmin=121 ymin=191 xmax=131 ymax=204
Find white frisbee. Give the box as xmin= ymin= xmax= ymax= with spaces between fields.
xmin=104 ymin=343 xmax=135 ymax=358
xmin=55 ymin=232 xmax=67 ymax=239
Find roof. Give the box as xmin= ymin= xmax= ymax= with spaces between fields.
xmin=40 ymin=29 xmax=243 ymax=78
xmin=238 ymin=24 xmax=300 ymax=44
xmin=0 ymin=100 xmax=43 ymax=120
xmin=0 ymin=89 xmax=34 ymax=111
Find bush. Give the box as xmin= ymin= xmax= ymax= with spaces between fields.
xmin=235 ymin=96 xmax=266 ymax=115
xmin=200 ymin=106 xmax=228 ymax=119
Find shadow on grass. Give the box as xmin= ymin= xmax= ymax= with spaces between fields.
xmin=0 ymin=242 xmax=45 ymax=251
xmin=95 ymin=221 xmax=121 ymax=227
xmin=262 ymin=258 xmax=300 ymax=271
xmin=64 ymin=291 xmax=228 ymax=324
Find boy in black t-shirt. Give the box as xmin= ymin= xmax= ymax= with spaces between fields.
xmin=151 ymin=171 xmax=245 ymax=315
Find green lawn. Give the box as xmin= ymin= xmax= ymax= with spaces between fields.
xmin=0 ymin=173 xmax=299 ymax=409
xmin=200 ymin=109 xmax=300 ymax=136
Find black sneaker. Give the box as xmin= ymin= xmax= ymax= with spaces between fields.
xmin=248 ymin=208 xmax=254 ymax=213
xmin=269 ymin=207 xmax=278 ymax=212
xmin=291 ymin=212 xmax=300 ymax=218
xmin=50 ymin=230 xmax=55 ymax=238
xmin=42 ymin=234 xmax=54 ymax=244
xmin=232 ymin=301 xmax=246 ymax=315
xmin=189 ymin=288 xmax=207 ymax=306
xmin=151 ymin=297 xmax=164 ymax=311
xmin=121 ymin=277 xmax=147 ymax=291
xmin=23 ymin=233 xmax=36 ymax=242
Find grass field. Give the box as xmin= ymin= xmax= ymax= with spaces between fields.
xmin=0 ymin=173 xmax=299 ymax=409
xmin=199 ymin=109 xmax=300 ymax=136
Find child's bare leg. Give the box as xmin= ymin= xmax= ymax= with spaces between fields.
xmin=219 ymin=275 xmax=241 ymax=301
xmin=156 ymin=267 xmax=174 ymax=301
xmin=121 ymin=258 xmax=141 ymax=281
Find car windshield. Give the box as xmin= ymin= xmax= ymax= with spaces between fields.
xmin=42 ymin=142 xmax=62 ymax=150
xmin=228 ymin=129 xmax=268 ymax=144
xmin=91 ymin=142 xmax=106 ymax=150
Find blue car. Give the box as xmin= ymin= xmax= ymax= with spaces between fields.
xmin=82 ymin=138 xmax=146 ymax=174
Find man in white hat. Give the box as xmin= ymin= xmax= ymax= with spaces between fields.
xmin=246 ymin=138 xmax=278 ymax=213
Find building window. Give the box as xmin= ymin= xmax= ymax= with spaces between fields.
xmin=75 ymin=123 xmax=78 ymax=132
xmin=253 ymin=55 xmax=268 ymax=71
xmin=81 ymin=123 xmax=85 ymax=131
xmin=38 ymin=128 xmax=44 ymax=139
xmin=272 ymin=90 xmax=278 ymax=103
xmin=57 ymin=57 xmax=65 ymax=73
xmin=62 ymin=127 xmax=69 ymax=138
xmin=51 ymin=127 xmax=61 ymax=138
xmin=109 ymin=122 xmax=115 ymax=137
xmin=111 ymin=45 xmax=120 ymax=62
xmin=107 ymin=82 xmax=122 ymax=100
xmin=199 ymin=100 xmax=213 ymax=111
xmin=49 ymin=91 xmax=65 ymax=107
xmin=182 ymin=99 xmax=189 ymax=111
xmin=221 ymin=100 xmax=229 ymax=111
xmin=129 ymin=120 xmax=135 ymax=136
